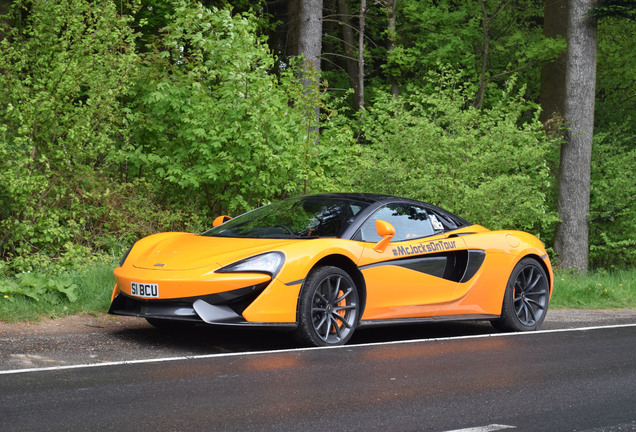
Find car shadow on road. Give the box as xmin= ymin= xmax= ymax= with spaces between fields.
xmin=110 ymin=323 xmax=299 ymax=354
xmin=108 ymin=319 xmax=500 ymax=355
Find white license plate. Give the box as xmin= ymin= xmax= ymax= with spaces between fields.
xmin=130 ymin=282 xmax=159 ymax=298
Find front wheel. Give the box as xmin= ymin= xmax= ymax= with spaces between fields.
xmin=492 ymin=257 xmax=550 ymax=332
xmin=296 ymin=266 xmax=360 ymax=347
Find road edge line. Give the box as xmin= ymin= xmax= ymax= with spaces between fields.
xmin=2 ymin=322 xmax=635 ymax=375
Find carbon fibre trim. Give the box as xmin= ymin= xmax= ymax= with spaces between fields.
xmin=193 ymin=300 xmax=297 ymax=328
xmin=359 ymin=314 xmax=499 ymax=327
xmin=359 ymin=251 xmax=463 ymax=282
xmin=360 ymin=255 xmax=449 ymax=278
xmin=108 ymin=294 xmax=201 ymax=322
xmin=285 ymin=279 xmax=304 ymax=286
xmin=358 ymin=253 xmax=446 ymax=271
xmin=358 ymin=249 xmax=486 ymax=283
xmin=459 ymin=250 xmax=486 ymax=283
xmin=108 ymin=282 xmax=270 ymax=319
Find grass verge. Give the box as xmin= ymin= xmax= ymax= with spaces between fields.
xmin=0 ymin=260 xmax=116 ymax=322
xmin=0 ymin=263 xmax=634 ymax=322
xmin=550 ymin=268 xmax=636 ymax=309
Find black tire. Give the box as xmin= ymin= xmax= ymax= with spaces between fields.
xmin=492 ymin=257 xmax=550 ymax=332
xmin=296 ymin=266 xmax=360 ymax=347
xmin=145 ymin=317 xmax=195 ymax=330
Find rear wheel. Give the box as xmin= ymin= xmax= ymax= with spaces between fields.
xmin=296 ymin=266 xmax=360 ymax=347
xmin=492 ymin=257 xmax=550 ymax=332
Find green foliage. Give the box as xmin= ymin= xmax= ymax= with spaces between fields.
xmin=125 ymin=2 xmax=345 ymax=214
xmin=591 ymin=16 xmax=636 ymax=269
xmin=0 ymin=260 xmax=116 ymax=321
xmin=379 ymin=0 xmax=564 ymax=106
xmin=596 ymin=17 xmax=636 ymax=129
xmin=0 ymin=0 xmax=139 ymax=272
xmin=0 ymin=272 xmax=78 ymax=304
xmin=383 ymin=1 xmax=479 ymax=85
xmin=589 ymin=125 xmax=636 ymax=269
xmin=0 ymin=0 xmax=632 ymax=279
xmin=589 ymin=0 xmax=636 ymax=19
xmin=348 ymin=72 xmax=559 ymax=238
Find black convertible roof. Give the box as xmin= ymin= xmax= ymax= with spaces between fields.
xmin=309 ymin=192 xmax=400 ymax=204
xmin=304 ymin=192 xmax=472 ymax=229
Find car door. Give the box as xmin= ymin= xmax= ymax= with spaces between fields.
xmin=355 ymin=203 xmax=468 ymax=321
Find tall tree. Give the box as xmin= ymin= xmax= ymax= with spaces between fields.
xmin=474 ymin=0 xmax=508 ymax=109
xmin=336 ymin=0 xmax=362 ymax=109
xmin=290 ymin=0 xmax=324 ymax=75
xmin=356 ymin=0 xmax=366 ymax=111
xmin=386 ymin=0 xmax=398 ymax=97
xmin=289 ymin=0 xmax=324 ymax=135
xmin=539 ymin=0 xmax=568 ymax=123
xmin=336 ymin=1 xmax=357 ymax=77
xmin=554 ymin=0 xmax=598 ymax=272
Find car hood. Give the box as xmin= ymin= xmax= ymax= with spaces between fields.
xmin=131 ymin=233 xmax=297 ymax=271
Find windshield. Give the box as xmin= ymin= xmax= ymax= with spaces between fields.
xmin=202 ymin=196 xmax=370 ymax=239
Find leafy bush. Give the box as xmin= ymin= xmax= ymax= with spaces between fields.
xmin=590 ymin=17 xmax=636 ymax=269
xmin=0 ymin=0 xmax=631 ymax=278
xmin=349 ymin=73 xmax=559 ymax=239
xmin=0 ymin=261 xmax=116 ymax=321
xmin=124 ymin=2 xmax=350 ymax=216
xmin=0 ymin=0 xmax=138 ymax=272
xmin=589 ymin=123 xmax=636 ymax=269
xmin=0 ymin=273 xmax=78 ymax=304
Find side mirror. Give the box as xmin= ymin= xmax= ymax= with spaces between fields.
xmin=212 ymin=215 xmax=232 ymax=227
xmin=373 ymin=219 xmax=395 ymax=253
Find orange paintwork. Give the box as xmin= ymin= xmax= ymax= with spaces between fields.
xmin=242 ymin=278 xmax=302 ymax=323
xmin=114 ymin=265 xmax=272 ymax=299
xmin=111 ymin=224 xmax=552 ymax=324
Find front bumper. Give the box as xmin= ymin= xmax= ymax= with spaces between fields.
xmin=108 ymin=282 xmax=271 ymax=324
xmin=108 ymin=272 xmax=303 ymax=326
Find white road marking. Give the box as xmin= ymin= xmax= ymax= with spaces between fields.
xmin=444 ymin=425 xmax=516 ymax=432
xmin=1 ymin=323 xmax=635 ymax=375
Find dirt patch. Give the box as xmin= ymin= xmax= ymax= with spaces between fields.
xmin=0 ymin=313 xmax=148 ymax=337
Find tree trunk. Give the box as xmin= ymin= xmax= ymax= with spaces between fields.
xmin=294 ymin=0 xmax=324 ymax=75
xmin=337 ymin=0 xmax=361 ymax=109
xmin=387 ymin=0 xmax=398 ymax=98
xmin=289 ymin=0 xmax=324 ymax=137
xmin=357 ymin=0 xmax=366 ymax=112
xmin=474 ymin=0 xmax=490 ymax=109
xmin=554 ymin=0 xmax=598 ymax=272
xmin=473 ymin=0 xmax=507 ymax=109
xmin=539 ymin=0 xmax=568 ymax=124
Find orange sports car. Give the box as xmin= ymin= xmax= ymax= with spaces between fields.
xmin=109 ymin=193 xmax=553 ymax=346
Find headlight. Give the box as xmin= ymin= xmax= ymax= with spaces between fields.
xmin=216 ymin=252 xmax=285 ymax=277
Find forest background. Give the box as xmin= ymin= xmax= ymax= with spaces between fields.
xmin=0 ymin=0 xmax=634 ymax=285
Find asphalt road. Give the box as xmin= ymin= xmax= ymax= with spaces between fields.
xmin=1 ymin=309 xmax=636 ymax=371
xmin=1 ymin=315 xmax=635 ymax=431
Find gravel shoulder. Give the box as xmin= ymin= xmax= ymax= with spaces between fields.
xmin=1 ymin=309 xmax=635 ymax=372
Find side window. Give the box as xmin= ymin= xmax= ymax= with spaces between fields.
xmin=358 ymin=204 xmax=438 ymax=243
